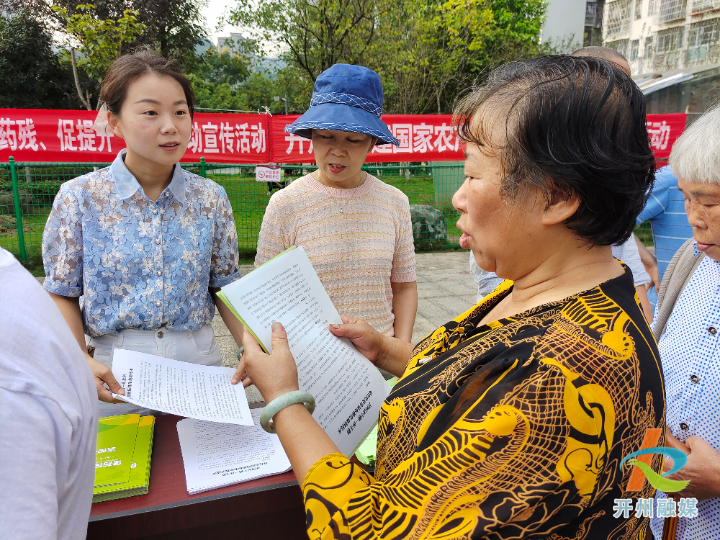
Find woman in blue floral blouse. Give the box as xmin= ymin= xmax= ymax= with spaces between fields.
xmin=42 ymin=53 xmax=245 ymax=414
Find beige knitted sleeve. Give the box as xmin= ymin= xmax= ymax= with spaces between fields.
xmin=254 ymin=197 xmax=289 ymax=268
xmin=391 ymin=194 xmax=416 ymax=283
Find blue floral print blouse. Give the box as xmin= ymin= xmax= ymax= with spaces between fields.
xmin=42 ymin=150 xmax=241 ymax=337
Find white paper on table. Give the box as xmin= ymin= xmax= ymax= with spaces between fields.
xmin=177 ymin=408 xmax=291 ymax=495
xmin=111 ymin=349 xmax=252 ymax=426
xmin=221 ymin=246 xmax=391 ymax=456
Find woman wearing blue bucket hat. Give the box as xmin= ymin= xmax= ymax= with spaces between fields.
xmin=251 ymin=64 xmax=418 ymax=349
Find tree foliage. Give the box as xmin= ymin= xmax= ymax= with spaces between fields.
xmin=53 ymin=4 xmax=146 ymax=110
xmin=188 ymin=48 xmax=307 ymax=114
xmin=229 ymin=0 xmax=397 ymax=82
xmin=54 ymin=4 xmax=146 ymax=83
xmin=133 ymin=0 xmax=208 ymax=70
xmin=0 ymin=0 xmax=547 ymax=115
xmin=230 ymin=0 xmax=547 ymax=114
xmin=0 ymin=11 xmax=77 ymax=109
xmin=386 ymin=0 xmax=548 ymax=113
xmin=193 ymin=46 xmax=251 ymax=87
xmin=0 ymin=0 xmax=208 ymax=70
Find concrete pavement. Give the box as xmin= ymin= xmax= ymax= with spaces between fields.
xmin=212 ymin=250 xmax=479 ymax=403
xmin=411 ymin=251 xmax=478 ymax=343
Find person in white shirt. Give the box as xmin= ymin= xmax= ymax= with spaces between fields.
xmin=649 ymin=105 xmax=720 ymax=540
xmin=0 ymin=247 xmax=98 ymax=540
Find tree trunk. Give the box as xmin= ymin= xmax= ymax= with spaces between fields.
xmin=70 ymin=48 xmax=92 ymax=111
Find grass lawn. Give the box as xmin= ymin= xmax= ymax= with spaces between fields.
xmin=1 ymin=170 xmax=464 ymax=275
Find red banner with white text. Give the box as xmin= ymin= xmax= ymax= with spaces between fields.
xmin=0 ymin=109 xmax=270 ymax=163
xmin=269 ymin=114 xmax=464 ymax=163
xmin=0 ymin=109 xmax=686 ymax=164
xmin=646 ymin=112 xmax=686 ymax=160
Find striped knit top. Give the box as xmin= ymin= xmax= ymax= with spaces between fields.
xmin=255 ymin=173 xmax=416 ymax=335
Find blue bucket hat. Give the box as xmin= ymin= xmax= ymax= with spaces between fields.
xmin=285 ymin=64 xmax=399 ymax=146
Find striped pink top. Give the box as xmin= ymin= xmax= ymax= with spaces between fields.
xmin=255 ymin=173 xmax=416 ymax=335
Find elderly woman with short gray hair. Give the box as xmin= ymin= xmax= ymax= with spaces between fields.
xmin=649 ymin=104 xmax=720 ymax=540
xmin=240 ymin=56 xmax=666 ymax=539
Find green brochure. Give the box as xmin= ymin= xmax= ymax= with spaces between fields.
xmin=217 ymin=245 xmax=297 ymax=353
xmin=93 ymin=415 xmax=155 ymax=502
xmin=93 ymin=414 xmax=140 ymax=488
xmin=219 ymin=245 xmax=393 ymax=457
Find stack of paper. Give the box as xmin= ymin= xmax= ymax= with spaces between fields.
xmin=218 ymin=246 xmax=391 ymax=457
xmin=93 ymin=414 xmax=155 ymax=503
xmin=177 ymin=408 xmax=291 ymax=495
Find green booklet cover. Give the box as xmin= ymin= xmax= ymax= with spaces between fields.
xmin=217 ymin=245 xmax=296 ymax=353
xmin=93 ymin=415 xmax=155 ymax=502
xmin=94 ymin=414 xmax=140 ymax=489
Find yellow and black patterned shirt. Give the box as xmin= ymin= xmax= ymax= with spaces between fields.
xmin=303 ymin=266 xmax=666 ymax=539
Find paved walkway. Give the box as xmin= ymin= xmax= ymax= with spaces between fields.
xmin=211 ymin=251 xmax=478 ymax=403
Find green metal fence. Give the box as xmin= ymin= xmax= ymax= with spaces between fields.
xmin=0 ymin=159 xmax=467 ymax=265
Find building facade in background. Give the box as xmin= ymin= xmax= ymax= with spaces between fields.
xmin=217 ymin=33 xmax=248 ymax=54
xmin=602 ymin=0 xmax=720 ymax=113
xmin=585 ymin=1 xmax=607 ymax=45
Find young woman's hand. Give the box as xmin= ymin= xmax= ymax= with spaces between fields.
xmin=86 ymin=354 xmax=127 ymax=403
xmin=242 ymin=322 xmax=300 ymax=403
xmin=232 ymin=354 xmax=253 ymax=387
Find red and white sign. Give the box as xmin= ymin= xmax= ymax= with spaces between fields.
xmin=269 ymin=114 xmax=464 ymax=163
xmin=0 ymin=109 xmax=270 ymax=163
xmin=0 ymin=109 xmax=686 ymax=164
xmin=646 ymin=113 xmax=686 ymax=160
xmin=255 ymin=165 xmax=282 ymax=182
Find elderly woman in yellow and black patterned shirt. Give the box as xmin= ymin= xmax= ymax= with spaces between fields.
xmin=239 ymin=55 xmax=666 ymax=539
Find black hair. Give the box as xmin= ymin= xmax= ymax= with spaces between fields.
xmin=454 ymin=55 xmax=655 ymax=246
xmin=100 ymin=52 xmax=196 ymax=118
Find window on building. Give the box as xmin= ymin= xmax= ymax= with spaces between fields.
xmin=645 ymin=36 xmax=654 ymax=57
xmin=586 ymin=1 xmax=598 ymax=26
xmin=607 ymin=0 xmax=632 ymax=35
xmin=648 ymin=0 xmax=657 ymax=15
xmin=630 ymin=39 xmax=640 ymax=59
xmin=659 ymin=0 xmax=688 ymax=22
xmin=636 ymin=0 xmax=644 ymax=18
xmin=606 ymin=39 xmax=631 ymax=57
xmin=687 ymin=18 xmax=720 ymax=47
xmin=656 ymin=26 xmax=685 ymax=52
xmin=691 ymin=0 xmax=720 ymax=13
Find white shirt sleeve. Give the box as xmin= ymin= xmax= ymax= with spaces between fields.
xmin=0 ymin=390 xmax=81 ymax=540
xmin=611 ymin=236 xmax=652 ymax=286
xmin=469 ymin=251 xmax=504 ymax=303
xmin=0 ymin=248 xmax=97 ymax=540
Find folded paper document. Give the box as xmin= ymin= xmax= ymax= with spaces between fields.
xmin=177 ymin=408 xmax=291 ymax=495
xmin=219 ymin=246 xmax=391 ymax=456
xmin=111 ymin=350 xmax=253 ymax=425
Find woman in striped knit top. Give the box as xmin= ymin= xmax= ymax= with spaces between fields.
xmin=253 ymin=64 xmax=418 ymax=343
